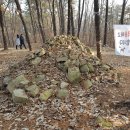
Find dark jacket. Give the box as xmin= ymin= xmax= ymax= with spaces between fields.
xmin=20 ymin=35 xmax=24 ymax=44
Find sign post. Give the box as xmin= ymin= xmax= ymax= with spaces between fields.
xmin=114 ymin=25 xmax=130 ymax=56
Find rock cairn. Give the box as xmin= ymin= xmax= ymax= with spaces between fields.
xmin=0 ymin=35 xmax=121 ymax=129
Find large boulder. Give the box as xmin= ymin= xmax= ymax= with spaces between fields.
xmin=7 ymin=75 xmax=29 ymax=93
xmin=12 ymin=89 xmax=29 ymax=103
xmin=67 ymin=67 xmax=81 ymax=83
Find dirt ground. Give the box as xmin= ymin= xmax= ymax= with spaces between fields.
xmin=0 ymin=47 xmax=130 ymax=130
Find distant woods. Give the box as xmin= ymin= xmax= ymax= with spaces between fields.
xmin=0 ymin=0 xmax=129 ymax=58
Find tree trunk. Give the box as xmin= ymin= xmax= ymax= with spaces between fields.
xmin=0 ymin=3 xmax=8 ymax=50
xmin=67 ymin=0 xmax=71 ymax=35
xmin=52 ymin=0 xmax=57 ymax=36
xmin=34 ymin=0 xmax=46 ymax=44
xmin=120 ymin=0 xmax=127 ymax=24
xmin=94 ymin=0 xmax=102 ymax=60
xmin=77 ymin=0 xmax=85 ymax=38
xmin=82 ymin=1 xmax=89 ymax=40
xmin=27 ymin=0 xmax=37 ymax=43
xmin=103 ymin=0 xmax=108 ymax=46
xmin=70 ymin=4 xmax=75 ymax=36
xmin=59 ymin=0 xmax=65 ymax=35
xmin=3 ymin=15 xmax=11 ymax=46
xmin=14 ymin=0 xmax=32 ymax=51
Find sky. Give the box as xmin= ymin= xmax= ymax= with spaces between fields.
xmin=109 ymin=0 xmax=130 ymax=5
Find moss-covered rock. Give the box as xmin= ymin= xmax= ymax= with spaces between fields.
xmin=67 ymin=67 xmax=81 ymax=83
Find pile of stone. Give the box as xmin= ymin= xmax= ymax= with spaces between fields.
xmin=0 ymin=35 xmax=123 ymax=129
xmin=1 ymin=35 xmax=118 ymax=103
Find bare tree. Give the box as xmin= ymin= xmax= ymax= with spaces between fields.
xmin=67 ymin=0 xmax=71 ymax=35
xmin=94 ymin=0 xmax=102 ymax=59
xmin=120 ymin=0 xmax=128 ymax=24
xmin=14 ymin=0 xmax=32 ymax=51
xmin=70 ymin=3 xmax=75 ymax=36
xmin=59 ymin=0 xmax=65 ymax=34
xmin=52 ymin=0 xmax=57 ymax=36
xmin=77 ymin=0 xmax=85 ymax=38
xmin=34 ymin=0 xmax=46 ymax=44
xmin=0 ymin=1 xmax=8 ymax=50
xmin=103 ymin=0 xmax=108 ymax=46
xmin=27 ymin=0 xmax=37 ymax=43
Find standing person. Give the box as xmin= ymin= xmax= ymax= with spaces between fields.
xmin=20 ymin=34 xmax=27 ymax=49
xmin=15 ymin=34 xmax=20 ymax=49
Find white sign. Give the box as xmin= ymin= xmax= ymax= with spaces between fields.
xmin=114 ymin=25 xmax=130 ymax=56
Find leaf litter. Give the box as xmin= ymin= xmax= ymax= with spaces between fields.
xmin=0 ymin=36 xmax=130 ymax=130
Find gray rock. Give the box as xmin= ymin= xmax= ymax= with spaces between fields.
xmin=87 ymin=63 xmax=94 ymax=72
xmin=26 ymin=84 xmax=39 ymax=97
xmin=82 ymin=80 xmax=92 ymax=89
xmin=39 ymin=89 xmax=53 ymax=101
xmin=31 ymin=57 xmax=41 ymax=65
xmin=21 ymin=128 xmax=29 ymax=130
xmin=57 ymin=89 xmax=69 ymax=99
xmin=39 ymin=48 xmax=46 ymax=57
xmin=12 ymin=89 xmax=29 ymax=103
xmin=80 ymin=64 xmax=89 ymax=73
xmin=3 ymin=76 xmax=11 ymax=86
xmin=67 ymin=67 xmax=81 ymax=83
xmin=102 ymin=64 xmax=110 ymax=70
xmin=60 ymin=81 xmax=69 ymax=89
xmin=35 ymin=74 xmax=45 ymax=83
xmin=56 ymin=57 xmax=68 ymax=62
xmin=7 ymin=75 xmax=29 ymax=93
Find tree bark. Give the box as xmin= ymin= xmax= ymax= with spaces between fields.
xmin=0 ymin=3 xmax=8 ymax=50
xmin=52 ymin=0 xmax=57 ymax=36
xmin=103 ymin=0 xmax=108 ymax=46
xmin=59 ymin=0 xmax=65 ymax=35
xmin=120 ymin=0 xmax=128 ymax=24
xmin=94 ymin=0 xmax=102 ymax=60
xmin=3 ymin=15 xmax=11 ymax=46
xmin=70 ymin=4 xmax=75 ymax=36
xmin=77 ymin=0 xmax=85 ymax=38
xmin=34 ymin=0 xmax=46 ymax=44
xmin=67 ymin=0 xmax=71 ymax=35
xmin=27 ymin=0 xmax=37 ymax=43
xmin=14 ymin=0 xmax=32 ymax=51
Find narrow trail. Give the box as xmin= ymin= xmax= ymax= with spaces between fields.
xmin=0 ymin=48 xmax=30 ymax=74
xmin=102 ymin=47 xmax=130 ymax=99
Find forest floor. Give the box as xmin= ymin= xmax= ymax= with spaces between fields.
xmin=0 ymin=47 xmax=130 ymax=130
